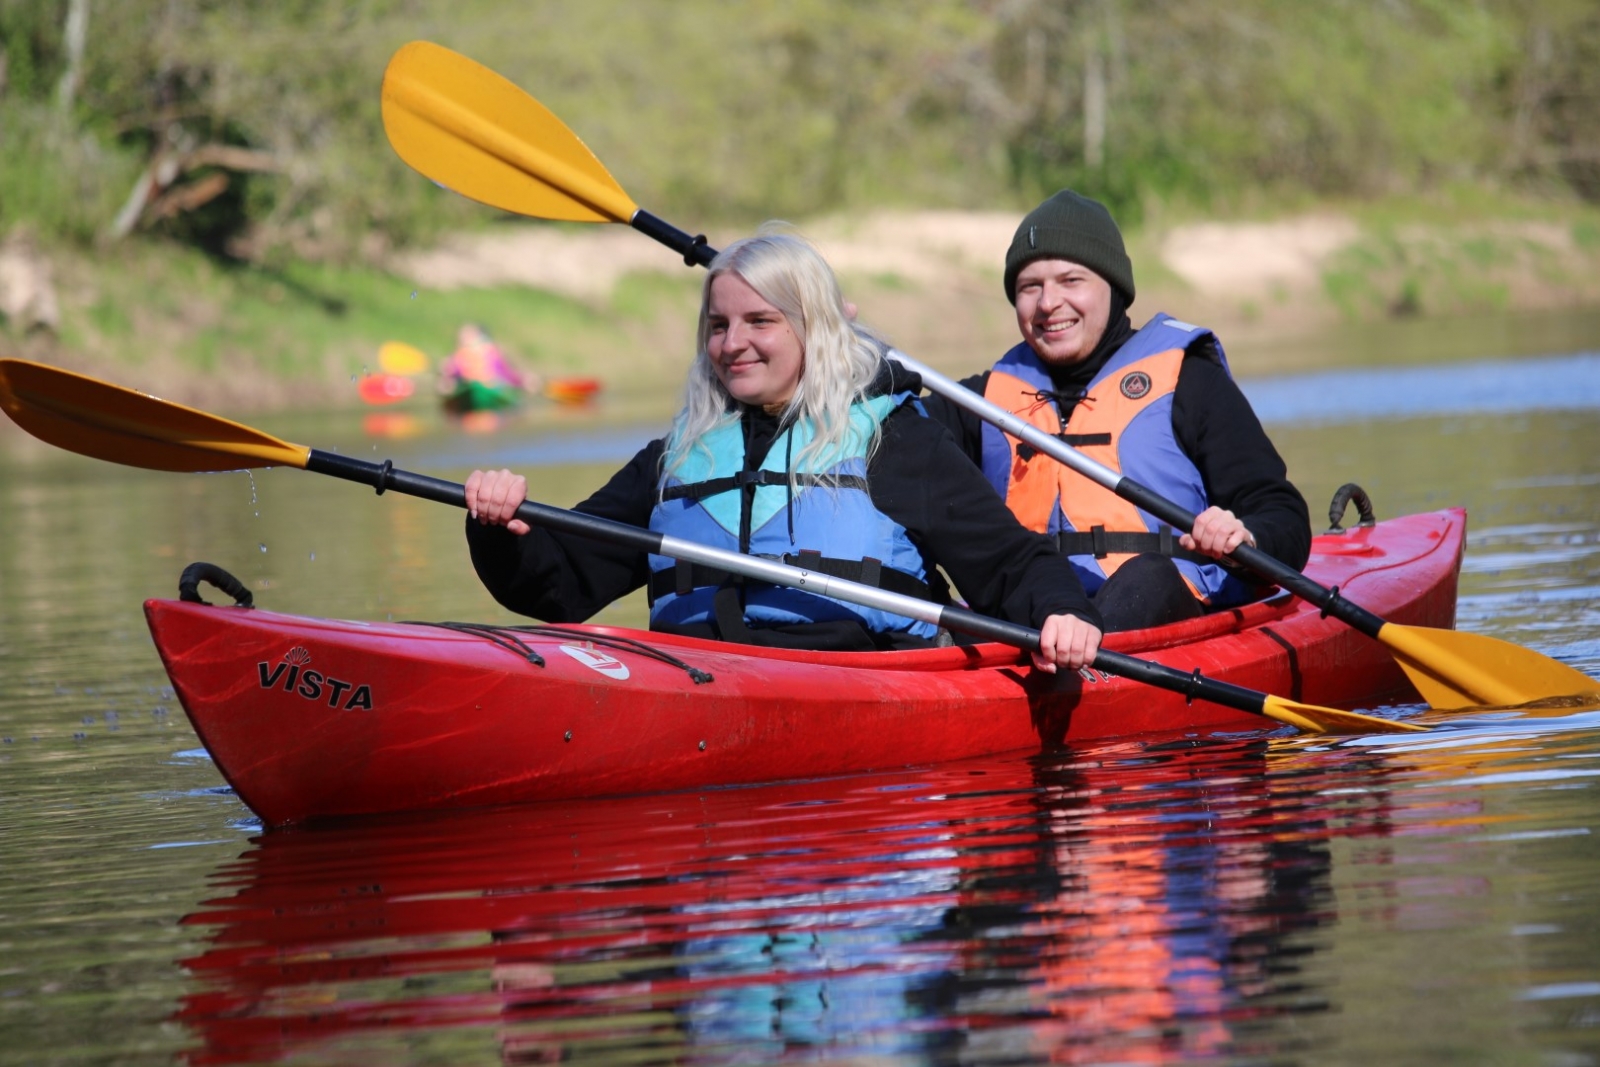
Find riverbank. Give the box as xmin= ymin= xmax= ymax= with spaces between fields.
xmin=4 ymin=199 xmax=1600 ymax=424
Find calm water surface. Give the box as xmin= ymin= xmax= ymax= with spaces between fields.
xmin=2 ymin=336 xmax=1599 ymax=1065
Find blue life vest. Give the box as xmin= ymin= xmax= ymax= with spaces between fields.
xmin=980 ymin=315 xmax=1256 ymax=607
xmin=649 ymin=393 xmax=939 ymax=639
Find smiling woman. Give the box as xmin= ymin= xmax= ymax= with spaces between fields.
xmin=705 ymin=273 xmax=804 ymax=409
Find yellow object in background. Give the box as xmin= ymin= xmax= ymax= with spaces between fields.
xmin=378 ymin=341 xmax=431 ymax=376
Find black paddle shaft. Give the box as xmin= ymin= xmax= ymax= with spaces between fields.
xmin=307 ymin=447 xmax=669 ymax=557
xmin=305 ymin=448 xmax=1029 ymax=648
xmin=308 ymin=444 xmax=1036 ymax=643
xmin=303 ymin=448 xmax=1275 ymax=716
xmin=631 ymin=210 xmax=717 ymax=268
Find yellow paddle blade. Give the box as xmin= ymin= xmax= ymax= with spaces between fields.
xmin=381 ymin=40 xmax=637 ymax=224
xmin=1382 ymin=623 xmax=1599 ymax=710
xmin=0 ymin=359 xmax=310 ymax=472
xmin=1261 ymin=695 xmax=1427 ymax=735
xmin=378 ymin=340 xmax=430 ymax=377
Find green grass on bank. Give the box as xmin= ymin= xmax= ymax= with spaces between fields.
xmin=1303 ymin=190 xmax=1600 ymax=321
xmin=17 ymin=238 xmax=704 ymax=413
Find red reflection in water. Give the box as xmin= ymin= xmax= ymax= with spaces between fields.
xmin=176 ymin=739 xmax=1404 ymax=1065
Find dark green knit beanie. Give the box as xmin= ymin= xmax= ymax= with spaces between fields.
xmin=1003 ymin=190 xmax=1135 ymax=305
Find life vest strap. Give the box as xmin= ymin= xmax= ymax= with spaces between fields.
xmin=1056 ymin=525 xmax=1214 ymax=565
xmin=661 ymin=471 xmax=869 ymax=502
xmin=1016 ymin=432 xmax=1110 ymax=461
xmin=646 ymin=552 xmax=931 ymax=605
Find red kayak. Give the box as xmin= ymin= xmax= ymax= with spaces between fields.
xmin=145 ymin=509 xmax=1464 ymax=826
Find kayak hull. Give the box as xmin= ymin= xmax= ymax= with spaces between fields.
xmin=145 ymin=509 xmax=1465 ymax=826
xmin=543 ymin=376 xmax=602 ymax=404
xmin=442 ymin=379 xmax=520 ymax=413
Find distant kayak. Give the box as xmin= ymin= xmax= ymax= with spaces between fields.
xmin=441 ymin=378 xmax=521 ymax=413
xmin=543 ymin=376 xmax=602 ymax=405
xmin=356 ymin=374 xmax=415 ymax=405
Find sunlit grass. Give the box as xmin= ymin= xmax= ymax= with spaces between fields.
xmin=30 ymin=239 xmax=699 ymax=410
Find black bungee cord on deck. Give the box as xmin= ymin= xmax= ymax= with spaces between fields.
xmin=412 ymin=620 xmax=714 ymax=684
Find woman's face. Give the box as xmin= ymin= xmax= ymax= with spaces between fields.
xmin=706 ymin=272 xmax=805 ymax=409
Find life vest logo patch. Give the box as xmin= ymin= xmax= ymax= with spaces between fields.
xmin=559 ymin=644 xmax=630 ymax=680
xmin=1120 ymin=371 xmax=1153 ymax=400
xmin=257 ymin=647 xmax=374 ymax=711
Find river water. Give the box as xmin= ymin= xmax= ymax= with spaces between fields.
xmin=1 ymin=332 xmax=1598 ymax=1064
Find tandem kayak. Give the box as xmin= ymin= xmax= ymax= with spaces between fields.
xmin=145 ymin=508 xmax=1464 ymax=826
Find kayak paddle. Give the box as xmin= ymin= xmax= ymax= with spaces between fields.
xmin=377 ymin=39 xmax=1596 ymax=712
xmin=0 ymin=357 xmax=1421 ymax=736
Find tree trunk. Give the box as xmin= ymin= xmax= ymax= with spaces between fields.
xmin=56 ymin=0 xmax=89 ymax=115
xmin=1084 ymin=41 xmax=1105 ymax=170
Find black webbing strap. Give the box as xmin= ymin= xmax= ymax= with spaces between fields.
xmin=661 ymin=471 xmax=870 ymax=502
xmin=647 ymin=552 xmax=932 ymax=605
xmin=648 ymin=560 xmax=729 ymax=604
xmin=712 ymin=584 xmax=756 ymax=644
xmin=1015 ymin=432 xmax=1111 ymax=461
xmin=1056 ymin=525 xmax=1214 ymax=565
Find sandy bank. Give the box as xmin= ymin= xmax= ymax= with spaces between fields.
xmin=393 ymin=208 xmax=1600 ymax=377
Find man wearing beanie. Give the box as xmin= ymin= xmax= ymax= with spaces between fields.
xmin=923 ymin=190 xmax=1310 ymax=632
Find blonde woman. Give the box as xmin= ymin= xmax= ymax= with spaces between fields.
xmin=466 ymin=231 xmax=1101 ymax=670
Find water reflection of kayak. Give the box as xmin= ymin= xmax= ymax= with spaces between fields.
xmin=173 ymin=744 xmax=1346 ymax=1065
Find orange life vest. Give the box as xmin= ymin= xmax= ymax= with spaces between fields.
xmin=979 ymin=316 xmax=1250 ymax=605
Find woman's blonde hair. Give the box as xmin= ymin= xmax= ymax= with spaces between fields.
xmin=663 ymin=228 xmax=889 ymax=481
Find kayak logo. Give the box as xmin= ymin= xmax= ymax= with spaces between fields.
xmin=558 ymin=644 xmax=630 ymax=680
xmin=257 ymin=646 xmax=375 ymax=711
xmin=1119 ymin=371 xmax=1152 ymax=400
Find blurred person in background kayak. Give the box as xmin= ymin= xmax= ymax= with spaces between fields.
xmin=437 ymin=322 xmax=539 ymax=411
xmin=922 ymin=190 xmax=1311 ymax=633
xmin=465 ymin=230 xmax=1103 ymax=671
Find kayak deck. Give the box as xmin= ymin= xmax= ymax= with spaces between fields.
xmin=146 ymin=509 xmax=1464 ymax=825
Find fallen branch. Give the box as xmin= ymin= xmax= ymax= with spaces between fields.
xmin=105 ymin=142 xmax=283 ymax=241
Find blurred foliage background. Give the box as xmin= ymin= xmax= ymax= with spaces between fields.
xmin=5 ymin=0 xmax=1600 ymax=265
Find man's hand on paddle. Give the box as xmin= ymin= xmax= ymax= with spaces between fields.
xmin=1182 ymin=505 xmax=1257 ymax=558
xmin=1033 ymin=613 xmax=1102 ymax=673
xmin=465 ymin=468 xmax=530 ymax=535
